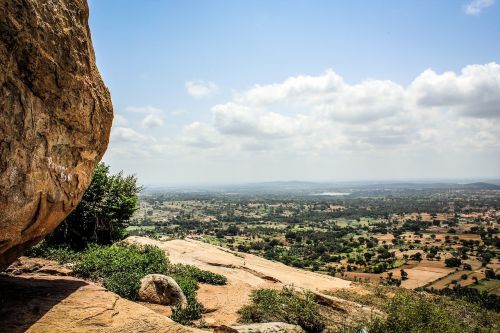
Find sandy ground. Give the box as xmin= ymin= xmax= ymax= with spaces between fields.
xmin=125 ymin=236 xmax=351 ymax=326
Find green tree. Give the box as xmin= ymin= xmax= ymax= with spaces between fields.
xmin=47 ymin=163 xmax=141 ymax=250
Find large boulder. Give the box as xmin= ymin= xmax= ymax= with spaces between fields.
xmin=0 ymin=0 xmax=113 ymax=269
xmin=138 ymin=274 xmax=188 ymax=308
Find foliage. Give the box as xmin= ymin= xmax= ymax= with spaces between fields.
xmin=425 ymin=286 xmax=500 ymax=311
xmin=74 ymin=243 xmax=169 ymax=300
xmin=239 ymin=286 xmax=325 ymax=333
xmin=47 ymin=163 xmax=141 ymax=250
xmin=168 ymin=263 xmax=227 ymax=285
xmin=25 ymin=241 xmax=80 ymax=264
xmin=170 ymin=295 xmax=204 ymax=325
xmin=444 ymin=257 xmax=462 ymax=268
xmin=368 ymin=290 xmax=499 ymax=333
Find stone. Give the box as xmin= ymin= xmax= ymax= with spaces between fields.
xmin=6 ymin=256 xmax=72 ymax=276
xmin=0 ymin=273 xmax=202 ymax=333
xmin=0 ymin=0 xmax=113 ymax=269
xmin=213 ymin=323 xmax=306 ymax=333
xmin=138 ymin=274 xmax=188 ymax=308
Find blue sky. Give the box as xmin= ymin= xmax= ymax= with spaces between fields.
xmin=88 ymin=0 xmax=500 ymax=184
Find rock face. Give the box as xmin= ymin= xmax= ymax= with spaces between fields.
xmin=138 ymin=274 xmax=188 ymax=308
xmin=0 ymin=273 xmax=201 ymax=333
xmin=213 ymin=323 xmax=306 ymax=333
xmin=0 ymin=0 xmax=113 ymax=269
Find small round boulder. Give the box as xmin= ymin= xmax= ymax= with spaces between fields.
xmin=137 ymin=274 xmax=187 ymax=308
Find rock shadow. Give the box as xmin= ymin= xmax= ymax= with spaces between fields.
xmin=0 ymin=274 xmax=87 ymax=333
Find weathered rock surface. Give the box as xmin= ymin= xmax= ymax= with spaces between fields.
xmin=138 ymin=274 xmax=188 ymax=308
xmin=0 ymin=273 xmax=202 ymax=333
xmin=213 ymin=323 xmax=306 ymax=333
xmin=0 ymin=0 xmax=113 ymax=269
xmin=6 ymin=256 xmax=72 ymax=276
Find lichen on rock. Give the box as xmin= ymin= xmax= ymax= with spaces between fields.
xmin=0 ymin=0 xmax=113 ymax=269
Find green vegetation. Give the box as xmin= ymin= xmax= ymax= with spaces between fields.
xmin=47 ymin=163 xmax=141 ymax=250
xmin=29 ymin=242 xmax=226 ymax=325
xmin=74 ymin=243 xmax=168 ymax=299
xmin=368 ymin=290 xmax=498 ymax=333
xmin=239 ymin=287 xmax=325 ymax=333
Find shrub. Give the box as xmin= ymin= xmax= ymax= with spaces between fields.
xmin=171 ymin=298 xmax=204 ymax=325
xmin=368 ymin=290 xmax=499 ymax=333
xmin=168 ymin=264 xmax=227 ymax=285
xmin=47 ymin=163 xmax=141 ymax=250
xmin=74 ymin=243 xmax=169 ymax=300
xmin=103 ymin=271 xmax=142 ymax=300
xmin=238 ymin=287 xmax=325 ymax=333
xmin=25 ymin=241 xmax=80 ymax=264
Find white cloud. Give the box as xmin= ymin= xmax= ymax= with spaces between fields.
xmin=464 ymin=0 xmax=495 ymax=15
xmin=181 ymin=122 xmax=222 ymax=148
xmin=410 ymin=63 xmax=500 ymax=118
xmin=111 ymin=127 xmax=150 ymax=143
xmin=142 ymin=114 xmax=164 ymax=128
xmin=114 ymin=114 xmax=129 ymax=126
xmin=125 ymin=105 xmax=163 ymax=114
xmin=185 ymin=80 xmax=219 ymax=98
xmin=109 ymin=64 xmax=500 ymax=177
xmin=178 ymin=63 xmax=500 ymax=155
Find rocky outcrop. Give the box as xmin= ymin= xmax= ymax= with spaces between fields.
xmin=0 ymin=0 xmax=113 ymax=269
xmin=138 ymin=274 xmax=188 ymax=308
xmin=6 ymin=256 xmax=72 ymax=276
xmin=213 ymin=323 xmax=306 ymax=333
xmin=0 ymin=273 xmax=202 ymax=333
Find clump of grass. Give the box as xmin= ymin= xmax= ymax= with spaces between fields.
xmin=239 ymin=286 xmax=325 ymax=333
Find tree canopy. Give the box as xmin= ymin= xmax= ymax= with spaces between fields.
xmin=47 ymin=163 xmax=141 ymax=250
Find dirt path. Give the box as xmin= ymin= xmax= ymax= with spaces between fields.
xmin=125 ymin=236 xmax=351 ymax=326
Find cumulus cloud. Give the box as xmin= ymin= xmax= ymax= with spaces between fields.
xmin=111 ymin=127 xmax=150 ymax=143
xmin=109 ymin=64 xmax=500 ymax=165
xmin=212 ymin=103 xmax=309 ymax=138
xmin=178 ymin=63 xmax=500 ymax=155
xmin=142 ymin=114 xmax=164 ymax=128
xmin=410 ymin=63 xmax=500 ymax=118
xmin=181 ymin=122 xmax=222 ymax=148
xmin=185 ymin=80 xmax=219 ymax=98
xmin=464 ymin=0 xmax=495 ymax=15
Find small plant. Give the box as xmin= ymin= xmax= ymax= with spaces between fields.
xmin=171 ymin=296 xmax=204 ymax=325
xmin=239 ymin=286 xmax=325 ymax=333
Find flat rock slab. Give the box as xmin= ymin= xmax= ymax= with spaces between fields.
xmin=214 ymin=322 xmax=305 ymax=333
xmin=0 ymin=273 xmax=203 ymax=333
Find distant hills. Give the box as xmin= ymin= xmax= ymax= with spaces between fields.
xmin=142 ymin=180 xmax=500 ymax=195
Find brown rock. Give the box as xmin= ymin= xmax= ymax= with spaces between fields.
xmin=0 ymin=273 xmax=202 ymax=333
xmin=0 ymin=0 xmax=113 ymax=269
xmin=138 ymin=274 xmax=188 ymax=308
xmin=6 ymin=256 xmax=72 ymax=276
xmin=213 ymin=323 xmax=306 ymax=333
